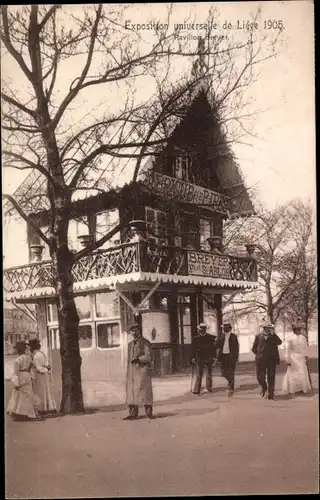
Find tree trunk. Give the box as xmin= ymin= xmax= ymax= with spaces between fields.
xmin=304 ymin=316 xmax=309 ymax=345
xmin=53 ymin=244 xmax=84 ymax=414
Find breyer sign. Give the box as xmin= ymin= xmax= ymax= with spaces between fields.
xmin=188 ymin=251 xmax=230 ymax=279
xmin=142 ymin=171 xmax=228 ymax=212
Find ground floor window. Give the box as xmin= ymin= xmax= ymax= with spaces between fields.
xmin=46 ymin=292 xmax=121 ymax=351
xmin=97 ymin=323 xmax=120 ymax=349
xmin=79 ymin=324 xmax=93 ymax=349
xmin=49 ymin=327 xmax=60 ymax=350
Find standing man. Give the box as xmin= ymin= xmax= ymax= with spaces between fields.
xmin=252 ymin=321 xmax=282 ymax=400
xmin=216 ymin=322 xmax=239 ymax=396
xmin=124 ymin=323 xmax=154 ymax=420
xmin=191 ymin=323 xmax=217 ymax=395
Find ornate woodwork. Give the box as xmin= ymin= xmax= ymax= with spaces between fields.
xmin=4 ymin=241 xmax=257 ymax=294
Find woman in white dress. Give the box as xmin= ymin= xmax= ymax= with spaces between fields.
xmin=282 ymin=324 xmax=311 ymax=396
xmin=29 ymin=338 xmax=57 ymax=415
xmin=7 ymin=341 xmax=39 ymax=421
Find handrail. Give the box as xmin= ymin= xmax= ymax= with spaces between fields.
xmin=4 ymin=240 xmax=257 ymax=294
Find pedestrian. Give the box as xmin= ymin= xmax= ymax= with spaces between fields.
xmin=29 ymin=338 xmax=57 ymax=416
xmin=252 ymin=321 xmax=282 ymax=400
xmin=215 ymin=321 xmax=239 ymax=396
xmin=124 ymin=323 xmax=154 ymax=420
xmin=191 ymin=323 xmax=217 ymax=395
xmin=7 ymin=340 xmax=39 ymax=421
xmin=281 ymin=323 xmax=311 ymax=396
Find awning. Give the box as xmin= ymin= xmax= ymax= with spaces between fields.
xmin=6 ymin=271 xmax=258 ymax=301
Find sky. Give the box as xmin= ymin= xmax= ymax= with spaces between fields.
xmin=2 ymin=1 xmax=316 ymax=212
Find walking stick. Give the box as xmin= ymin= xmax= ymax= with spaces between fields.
xmin=190 ymin=362 xmax=195 ymax=393
xmin=306 ymin=359 xmax=314 ymax=396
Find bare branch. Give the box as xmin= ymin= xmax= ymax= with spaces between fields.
xmin=2 ymin=93 xmax=36 ymax=118
xmin=2 ymin=194 xmax=50 ymax=246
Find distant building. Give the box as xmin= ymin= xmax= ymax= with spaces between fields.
xmin=4 ymin=302 xmax=38 ymax=354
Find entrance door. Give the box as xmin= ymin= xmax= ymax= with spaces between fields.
xmin=47 ymin=326 xmax=62 ymax=408
xmin=176 ymin=294 xmax=197 ymax=369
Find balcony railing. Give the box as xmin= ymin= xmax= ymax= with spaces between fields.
xmin=4 ymin=241 xmax=257 ymax=295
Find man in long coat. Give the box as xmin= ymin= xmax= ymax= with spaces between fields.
xmin=215 ymin=321 xmax=239 ymax=396
xmin=124 ymin=323 xmax=153 ymax=420
xmin=252 ymin=321 xmax=282 ymax=400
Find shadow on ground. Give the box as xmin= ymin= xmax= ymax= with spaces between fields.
xmin=154 ymin=358 xmax=318 ymax=380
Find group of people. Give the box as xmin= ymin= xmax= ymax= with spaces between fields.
xmin=192 ymin=319 xmax=312 ymax=400
xmin=8 ymin=319 xmax=312 ymax=423
xmin=7 ymin=338 xmax=56 ymax=422
xmin=123 ymin=319 xmax=312 ymax=420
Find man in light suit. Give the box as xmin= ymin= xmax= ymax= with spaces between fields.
xmin=215 ymin=322 xmax=239 ymax=396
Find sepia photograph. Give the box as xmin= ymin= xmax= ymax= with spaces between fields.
xmin=2 ymin=1 xmax=318 ymax=497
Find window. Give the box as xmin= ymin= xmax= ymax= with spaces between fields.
xmin=49 ymin=327 xmax=60 ymax=350
xmin=97 ymin=323 xmax=120 ymax=349
xmin=47 ymin=303 xmax=58 ymax=323
xmin=35 ymin=225 xmax=51 ymax=260
xmin=95 ymin=291 xmax=119 ymax=318
xmin=79 ymin=324 xmax=93 ymax=349
xmin=145 ymin=207 xmax=168 ymax=247
xmin=200 ymin=218 xmax=212 ymax=250
xmin=95 ymin=210 xmax=120 ymax=249
xmin=75 ymin=295 xmax=91 ymax=320
xmin=203 ymin=294 xmax=216 ymax=311
xmin=68 ymin=217 xmax=90 ymax=251
xmin=174 ymin=155 xmax=192 ymax=181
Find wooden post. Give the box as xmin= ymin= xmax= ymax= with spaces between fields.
xmin=214 ymin=294 xmax=223 ymax=336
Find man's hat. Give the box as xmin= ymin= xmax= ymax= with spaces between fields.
xmin=222 ymin=321 xmax=232 ymax=328
xmin=197 ymin=323 xmax=207 ymax=330
xmin=129 ymin=323 xmax=140 ymax=332
xmin=260 ymin=320 xmax=274 ymax=329
xmin=292 ymin=322 xmax=303 ymax=330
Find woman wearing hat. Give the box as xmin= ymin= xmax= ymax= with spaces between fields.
xmin=29 ymin=338 xmax=56 ymax=415
xmin=281 ymin=323 xmax=311 ymax=396
xmin=7 ymin=340 xmax=39 ymax=421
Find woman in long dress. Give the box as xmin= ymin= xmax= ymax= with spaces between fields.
xmin=29 ymin=338 xmax=57 ymax=415
xmin=282 ymin=324 xmax=311 ymax=395
xmin=7 ymin=341 xmax=39 ymax=421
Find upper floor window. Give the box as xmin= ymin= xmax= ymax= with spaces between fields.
xmin=200 ymin=218 xmax=212 ymax=251
xmin=95 ymin=209 xmax=120 ymax=249
xmin=174 ymin=155 xmax=192 ymax=182
xmin=67 ymin=217 xmax=89 ymax=251
xmin=145 ymin=207 xmax=168 ymax=247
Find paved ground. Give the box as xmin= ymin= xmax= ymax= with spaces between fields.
xmin=5 ymin=356 xmax=319 ymax=498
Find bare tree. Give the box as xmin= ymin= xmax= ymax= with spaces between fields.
xmin=1 ymin=4 xmax=281 ymax=413
xmin=223 ymin=200 xmax=317 ymax=331
xmin=277 ymin=200 xmax=317 ymax=341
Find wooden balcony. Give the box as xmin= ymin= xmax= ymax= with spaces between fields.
xmin=4 ymin=241 xmax=258 ymax=297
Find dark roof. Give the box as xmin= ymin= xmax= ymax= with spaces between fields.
xmin=4 ymin=90 xmax=254 ymax=219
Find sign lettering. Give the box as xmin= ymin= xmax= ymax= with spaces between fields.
xmin=142 ymin=172 xmax=229 ymax=213
xmin=187 ymin=251 xmax=230 ymax=279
